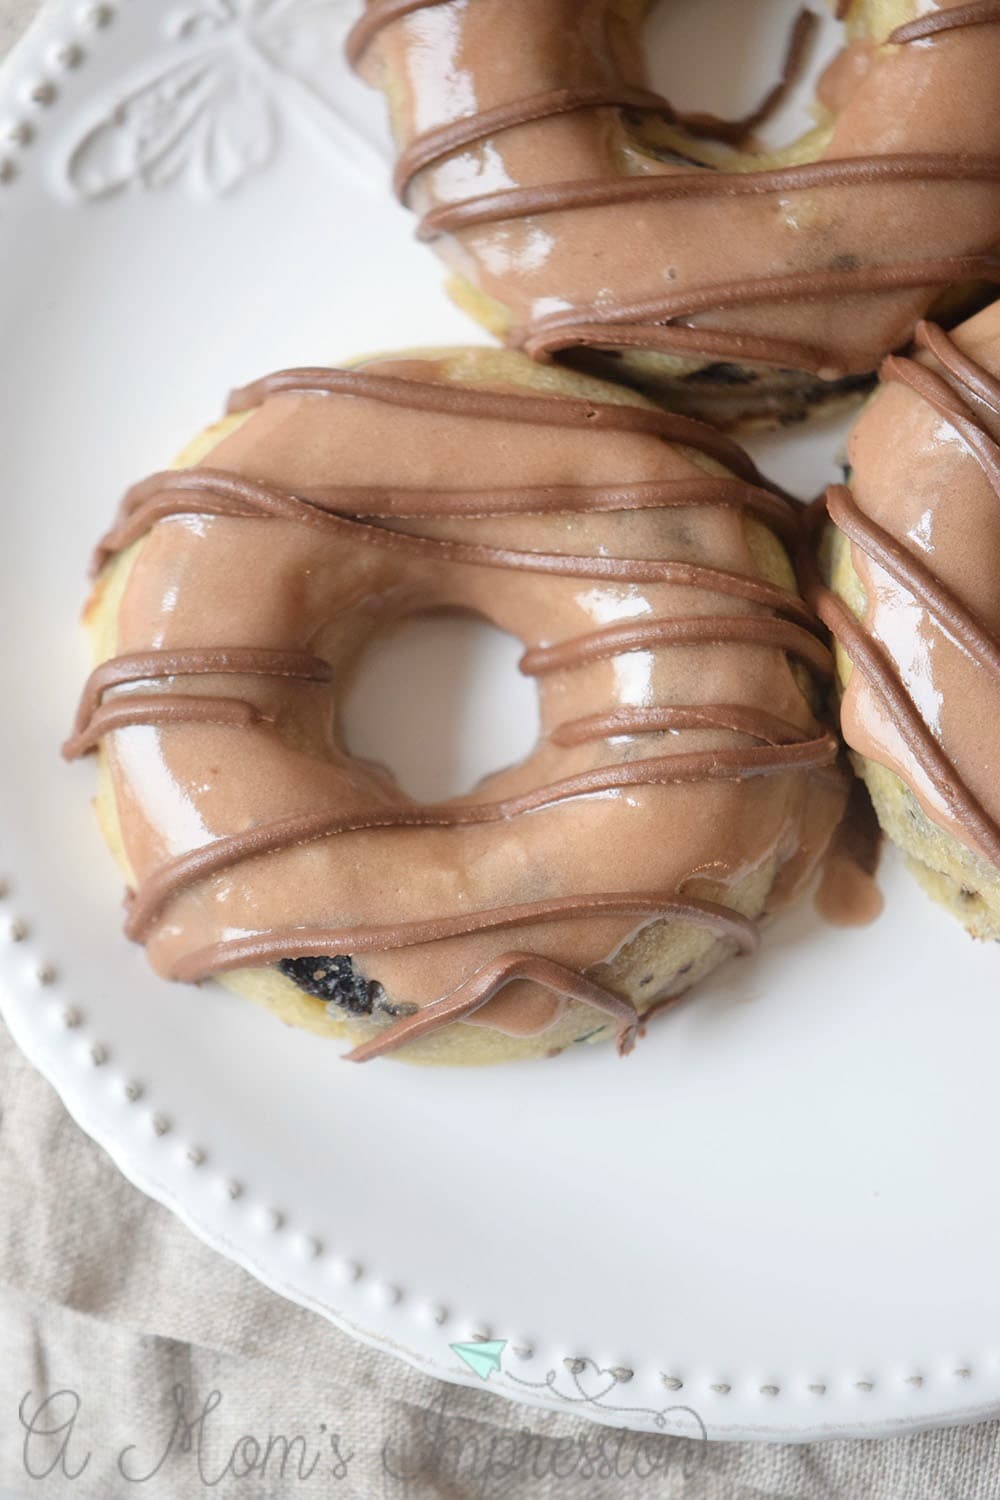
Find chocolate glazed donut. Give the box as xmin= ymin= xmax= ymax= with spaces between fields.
xmin=68 ymin=351 xmax=845 ymax=1064
xmin=347 ymin=0 xmax=1000 ymax=425
xmin=810 ymin=305 xmax=1000 ymax=937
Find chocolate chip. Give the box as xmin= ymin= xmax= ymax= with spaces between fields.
xmin=278 ymin=954 xmax=385 ymax=1016
xmin=685 ymin=361 xmax=758 ymax=387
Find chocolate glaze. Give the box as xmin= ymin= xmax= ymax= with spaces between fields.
xmin=343 ymin=952 xmax=643 ymax=1061
xmin=74 ymin=358 xmax=845 ymax=1060
xmin=349 ymin=0 xmax=1000 ymax=382
xmin=520 ymin=613 xmax=832 ymax=678
xmin=121 ymin=737 xmax=836 ymax=950
xmin=550 ymin=702 xmax=818 ymax=749
xmin=177 ymin=892 xmax=761 ymax=969
xmin=814 ymin=777 xmax=884 ymax=927
xmin=69 ymin=647 xmax=333 ymax=745
xmin=64 ymin=695 xmax=262 ymax=760
xmin=345 ymin=0 xmax=450 ymax=68
xmin=417 ymin=163 xmax=1000 ymax=243
xmin=99 ymin=467 xmax=800 ymax=555
xmin=825 ymin=484 xmax=1000 ymax=679
xmin=226 ymin=366 xmax=763 ymax=479
xmin=389 ymin=10 xmax=820 ymax=201
xmin=889 ymin=2 xmax=1000 ymax=44
xmin=814 ymin=312 xmax=1000 ymax=868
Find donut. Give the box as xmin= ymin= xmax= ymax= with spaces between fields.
xmin=810 ymin=304 xmax=1000 ymax=938
xmin=67 ymin=348 xmax=845 ymax=1065
xmin=347 ymin=0 xmax=1000 ymax=426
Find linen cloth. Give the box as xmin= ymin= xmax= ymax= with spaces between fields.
xmin=3 ymin=3 xmax=1000 ymax=1496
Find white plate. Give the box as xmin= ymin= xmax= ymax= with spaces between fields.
xmin=2 ymin=0 xmax=1000 ymax=1444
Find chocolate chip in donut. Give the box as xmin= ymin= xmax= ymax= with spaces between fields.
xmin=278 ymin=956 xmax=383 ymax=1015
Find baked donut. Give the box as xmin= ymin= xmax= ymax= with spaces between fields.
xmin=347 ymin=0 xmax=1000 ymax=426
xmin=811 ymin=304 xmax=1000 ymax=937
xmin=67 ymin=348 xmax=845 ymax=1065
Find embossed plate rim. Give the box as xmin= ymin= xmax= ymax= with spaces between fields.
xmin=3 ymin=0 xmax=1000 ymax=1445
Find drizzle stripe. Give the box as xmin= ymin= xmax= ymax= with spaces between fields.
xmin=63 ymin=694 xmax=261 ymax=760
xmin=171 ymin=892 xmax=760 ymax=981
xmin=391 ymin=9 xmax=818 ymax=198
xmin=550 ymin=704 xmax=823 ymax=748
xmin=97 ymin=472 xmax=815 ymax=616
xmin=393 ymin=85 xmax=668 ymax=203
xmin=124 ymin=743 xmax=834 ymax=944
xmin=350 ymin=0 xmax=1000 ymax=384
xmin=825 ymin=484 xmax=1000 ymax=678
xmin=813 ymin=584 xmax=1000 ymax=865
xmin=417 ymin=158 xmax=1000 ymax=241
xmin=520 ymin=615 xmax=833 ymax=679
xmin=99 ymin=469 xmax=798 ymax=564
xmin=822 ymin=320 xmax=1000 ymax=864
xmin=880 ymin=353 xmax=1000 ymax=494
xmin=526 ymin=258 xmax=1000 ymax=341
xmin=343 ymin=954 xmax=641 ymax=1061
xmin=916 ymin=319 xmax=1000 ymax=413
xmin=74 ymin=648 xmax=332 ymax=740
xmin=81 ymin=363 xmax=836 ymax=1059
xmin=888 ymin=2 xmax=1000 ymax=45
xmin=226 ymin=366 xmax=762 ymax=483
xmin=521 ymin=321 xmax=831 ymax=375
xmin=345 ymin=0 xmax=448 ymax=67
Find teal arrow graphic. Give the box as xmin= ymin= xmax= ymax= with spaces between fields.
xmin=449 ymin=1339 xmax=507 ymax=1380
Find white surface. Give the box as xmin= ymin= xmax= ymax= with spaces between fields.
xmin=1 ymin=0 xmax=1000 ymax=1445
xmin=644 ymin=0 xmax=843 ymax=150
xmin=341 ymin=615 xmax=540 ymax=802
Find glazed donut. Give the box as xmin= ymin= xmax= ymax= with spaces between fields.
xmin=348 ymin=0 xmax=1000 ymax=425
xmin=68 ymin=349 xmax=845 ymax=1065
xmin=811 ymin=304 xmax=1000 ymax=937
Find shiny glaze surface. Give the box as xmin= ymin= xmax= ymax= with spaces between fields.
xmin=72 ymin=355 xmax=844 ymax=1055
xmin=350 ymin=0 xmax=1000 ymax=378
xmin=816 ymin=306 xmax=1000 ymax=865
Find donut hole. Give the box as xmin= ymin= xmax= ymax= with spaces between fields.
xmin=641 ymin=0 xmax=843 ymax=154
xmin=339 ymin=609 xmax=540 ymax=803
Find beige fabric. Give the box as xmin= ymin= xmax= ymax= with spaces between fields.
xmin=4 ymin=1022 xmax=1000 ymax=1500
xmin=3 ymin=3 xmax=1000 ymax=1495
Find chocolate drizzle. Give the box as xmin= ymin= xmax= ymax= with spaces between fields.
xmin=120 ymin=740 xmax=835 ymax=951
xmin=812 ymin=319 xmax=1000 ymax=866
xmin=69 ymin=647 xmax=333 ymax=745
xmin=888 ymin=2 xmax=1000 ymax=45
xmin=517 ymin=252 xmax=1000 ymax=374
xmin=345 ymin=0 xmax=451 ymax=68
xmin=416 ymin=164 xmax=1000 ymax=243
xmin=225 ymin=366 xmax=763 ymax=480
xmin=389 ymin=9 xmax=820 ymax=202
xmin=349 ymin=0 xmax=1000 ymax=380
xmin=74 ymin=364 xmax=841 ymax=1060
